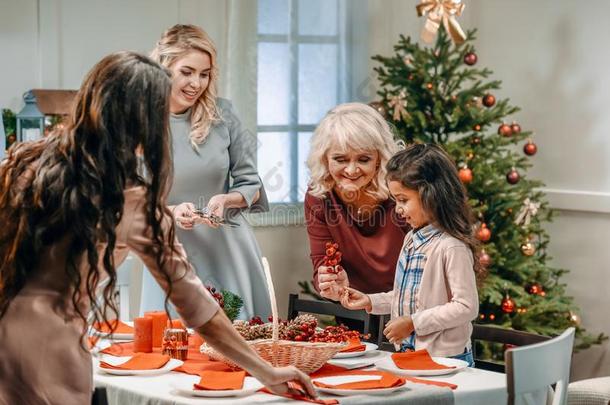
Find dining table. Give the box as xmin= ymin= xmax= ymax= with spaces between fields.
xmin=92 ymin=339 xmax=507 ymax=405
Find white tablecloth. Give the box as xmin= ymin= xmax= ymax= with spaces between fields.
xmin=94 ymin=351 xmax=507 ymax=405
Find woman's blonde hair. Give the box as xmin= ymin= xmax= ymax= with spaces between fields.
xmin=151 ymin=24 xmax=220 ymax=147
xmin=306 ymin=102 xmax=399 ymax=200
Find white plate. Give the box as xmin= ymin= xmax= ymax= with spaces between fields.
xmin=170 ymin=377 xmax=263 ymax=397
xmin=90 ymin=320 xmax=134 ymax=340
xmin=375 ymin=356 xmax=468 ymax=376
xmin=333 ymin=342 xmax=378 ymax=359
xmin=312 ymin=374 xmax=408 ymax=396
xmin=96 ymin=355 xmax=183 ymax=376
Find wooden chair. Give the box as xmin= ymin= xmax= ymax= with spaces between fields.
xmin=472 ymin=324 xmax=551 ymax=372
xmin=506 ymin=327 xmax=575 ymax=405
xmin=287 ymin=294 xmax=379 ymax=340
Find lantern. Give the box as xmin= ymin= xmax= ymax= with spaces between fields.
xmin=15 ymin=89 xmax=76 ymax=143
xmin=16 ymin=91 xmax=45 ymax=143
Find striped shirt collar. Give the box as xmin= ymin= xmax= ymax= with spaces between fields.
xmin=410 ymin=224 xmax=442 ymax=250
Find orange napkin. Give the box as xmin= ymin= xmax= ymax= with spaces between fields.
xmin=193 ymin=370 xmax=246 ymax=390
xmin=260 ymin=383 xmax=339 ymax=405
xmin=311 ymin=363 xmax=458 ymax=390
xmin=340 ymin=338 xmax=366 ymax=353
xmin=93 ymin=319 xmax=134 ymax=334
xmin=314 ymin=372 xmax=405 ymax=390
xmin=99 ymin=353 xmax=170 ymax=370
xmin=391 ymin=349 xmax=456 ymax=370
xmin=405 ymin=375 xmax=458 ymax=390
xmin=100 ymin=341 xmax=236 ymax=375
xmin=87 ymin=336 xmax=100 ymax=349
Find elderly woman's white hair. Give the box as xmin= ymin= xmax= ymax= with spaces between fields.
xmin=306 ymin=102 xmax=399 ymax=200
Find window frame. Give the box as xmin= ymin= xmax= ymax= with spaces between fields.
xmin=256 ymin=0 xmax=343 ymax=204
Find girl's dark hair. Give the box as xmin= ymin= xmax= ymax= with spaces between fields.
xmin=0 ymin=51 xmax=177 ymax=341
xmin=387 ymin=143 xmax=483 ymax=278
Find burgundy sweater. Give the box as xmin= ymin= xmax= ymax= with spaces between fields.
xmin=304 ymin=190 xmax=411 ymax=294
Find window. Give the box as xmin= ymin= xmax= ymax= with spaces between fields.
xmin=256 ymin=0 xmax=347 ymax=203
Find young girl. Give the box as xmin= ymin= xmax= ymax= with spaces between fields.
xmin=340 ymin=143 xmax=481 ymax=365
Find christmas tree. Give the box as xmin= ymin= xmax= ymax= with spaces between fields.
xmin=370 ymin=24 xmax=605 ymax=350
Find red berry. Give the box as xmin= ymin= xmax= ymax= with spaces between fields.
xmin=294 ymin=335 xmax=303 ymax=341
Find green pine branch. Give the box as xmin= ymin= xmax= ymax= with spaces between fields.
xmin=221 ymin=290 xmax=243 ymax=321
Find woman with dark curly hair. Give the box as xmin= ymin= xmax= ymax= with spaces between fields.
xmin=0 ymin=51 xmax=313 ymax=404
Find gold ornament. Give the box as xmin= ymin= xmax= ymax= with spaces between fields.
xmin=473 ymin=96 xmax=484 ymax=109
xmin=388 ymin=91 xmax=408 ymax=121
xmin=569 ymin=312 xmax=581 ymax=326
xmin=368 ymin=101 xmax=388 ymax=119
xmin=520 ymin=241 xmax=536 ymax=256
xmin=416 ymin=0 xmax=466 ymax=45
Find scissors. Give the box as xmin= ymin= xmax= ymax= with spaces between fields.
xmin=193 ymin=207 xmax=240 ymax=228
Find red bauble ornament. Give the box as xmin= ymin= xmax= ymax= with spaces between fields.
xmin=479 ymin=250 xmax=492 ymax=267
xmin=471 ymin=135 xmax=481 ymax=145
xmin=527 ymin=283 xmax=543 ymax=295
xmin=506 ymin=168 xmax=520 ymax=184
xmin=464 ymin=52 xmax=478 ymax=65
xmin=498 ymin=123 xmax=513 ymax=137
xmin=482 ymin=94 xmax=496 ymax=107
xmin=458 ymin=167 xmax=473 ymax=184
xmin=510 ymin=122 xmax=521 ymax=134
xmin=476 ymin=223 xmax=492 ymax=242
xmin=501 ymin=296 xmax=516 ymax=313
xmin=473 ymin=124 xmax=481 ymax=132
xmin=524 ymin=140 xmax=538 ymax=156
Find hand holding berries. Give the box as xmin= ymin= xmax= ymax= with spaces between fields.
xmin=340 ymin=287 xmax=371 ymax=312
xmin=317 ymin=266 xmax=349 ymax=301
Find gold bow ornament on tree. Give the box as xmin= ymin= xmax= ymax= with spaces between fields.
xmin=388 ymin=91 xmax=408 ymax=121
xmin=416 ymin=0 xmax=467 ymax=45
xmin=514 ymin=197 xmax=541 ymax=227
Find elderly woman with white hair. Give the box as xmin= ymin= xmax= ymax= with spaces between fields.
xmin=305 ymin=102 xmax=410 ymax=301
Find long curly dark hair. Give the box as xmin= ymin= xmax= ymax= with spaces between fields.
xmin=0 ymin=51 xmax=176 ymax=338
xmin=386 ymin=143 xmax=484 ymax=279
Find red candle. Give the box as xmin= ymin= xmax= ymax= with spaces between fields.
xmin=144 ymin=311 xmax=169 ymax=347
xmin=133 ymin=317 xmax=153 ymax=353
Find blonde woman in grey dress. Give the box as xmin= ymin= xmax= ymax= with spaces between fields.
xmin=140 ymin=24 xmax=271 ymax=319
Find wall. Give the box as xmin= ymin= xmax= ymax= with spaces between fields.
xmin=1 ymin=0 xmax=608 ymax=381
xmin=0 ymin=0 xmax=228 ymax=109
xmin=468 ymin=0 xmax=610 ymax=381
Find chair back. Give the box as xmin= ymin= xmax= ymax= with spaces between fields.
xmin=472 ymin=324 xmax=551 ymax=372
xmin=506 ymin=327 xmax=575 ymax=405
xmin=287 ymin=294 xmax=378 ymax=339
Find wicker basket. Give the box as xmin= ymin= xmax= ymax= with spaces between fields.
xmin=201 ymin=339 xmax=345 ymax=374
xmin=200 ymin=257 xmax=346 ymax=374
